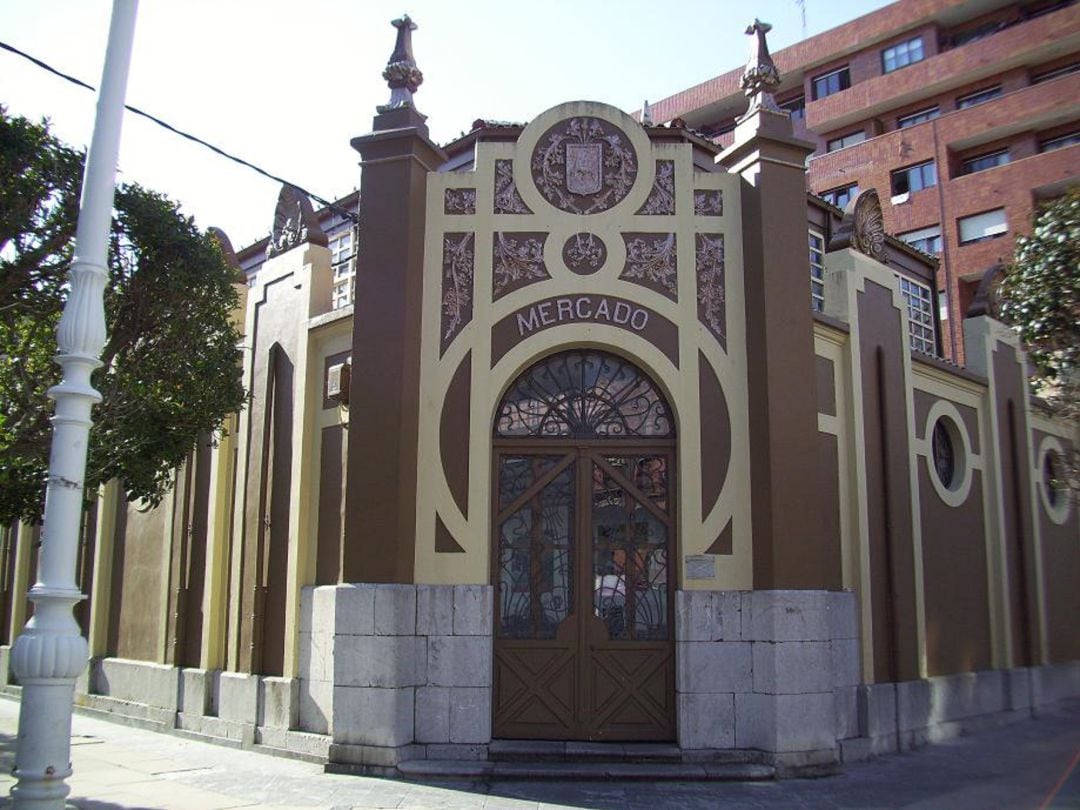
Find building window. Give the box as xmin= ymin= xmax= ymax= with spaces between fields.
xmin=950 ymin=22 xmax=1002 ymax=47
xmin=812 ymin=66 xmax=851 ymax=100
xmin=891 ymin=160 xmax=937 ymax=195
xmin=329 ymin=230 xmax=356 ymax=310
xmin=882 ymin=37 xmax=925 ymax=73
xmin=826 ymin=130 xmax=867 ymax=152
xmin=898 ymin=275 xmax=937 ymax=355
xmin=958 ymin=209 xmax=1008 ymax=244
xmin=1033 ymin=62 xmax=1080 ymax=83
xmin=1040 ymin=131 xmax=1080 ymax=152
xmin=821 ymin=183 xmax=859 ymax=210
xmin=779 ymin=95 xmax=806 ymax=122
xmin=899 ymin=224 xmax=942 ymax=255
xmin=957 ymin=85 xmax=1002 ymax=109
xmin=961 ymin=149 xmax=1011 ymax=174
xmin=809 ymin=231 xmax=825 ymax=312
xmin=897 ymin=106 xmax=940 ymax=128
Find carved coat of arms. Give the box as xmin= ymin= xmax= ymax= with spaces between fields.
xmin=566 ymin=143 xmax=603 ymax=195
xmin=531 ymin=116 xmax=637 ymax=215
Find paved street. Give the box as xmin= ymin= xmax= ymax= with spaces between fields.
xmin=0 ymin=696 xmax=1077 ymax=809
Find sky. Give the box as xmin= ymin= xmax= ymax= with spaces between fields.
xmin=2 ymin=0 xmax=891 ymax=249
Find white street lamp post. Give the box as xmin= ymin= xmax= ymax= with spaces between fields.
xmin=9 ymin=2 xmax=139 ymax=808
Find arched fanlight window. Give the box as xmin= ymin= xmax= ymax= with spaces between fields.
xmin=494 ymin=350 xmax=674 ymax=439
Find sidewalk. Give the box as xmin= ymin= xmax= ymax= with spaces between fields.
xmin=0 ymin=696 xmax=1077 ymax=809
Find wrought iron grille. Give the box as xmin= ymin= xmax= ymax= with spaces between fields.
xmin=495 ymin=350 xmax=674 ymax=439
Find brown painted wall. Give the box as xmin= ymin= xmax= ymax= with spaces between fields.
xmin=993 ymin=344 xmax=1040 ymax=667
xmin=110 ymin=498 xmax=167 ymax=661
xmin=316 ymin=425 xmax=344 ymax=585
xmin=919 ymin=468 xmax=991 ymax=675
xmin=858 ymin=280 xmax=919 ymax=683
xmin=1033 ymin=431 xmax=1080 ymax=663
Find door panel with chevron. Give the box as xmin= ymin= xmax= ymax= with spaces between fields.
xmin=492 ymin=351 xmax=676 ymax=741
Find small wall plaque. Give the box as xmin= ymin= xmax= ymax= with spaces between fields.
xmin=685 ymin=554 xmax=716 ymax=580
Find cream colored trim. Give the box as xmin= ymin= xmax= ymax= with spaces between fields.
xmin=822 ymin=250 xmax=874 ymax=680
xmin=963 ymin=316 xmax=1011 ymax=669
xmin=203 ymin=412 xmax=236 ymax=670
xmin=414 ymin=102 xmax=751 ymax=594
xmin=815 ymin=329 xmax=856 ymax=594
xmin=280 ymin=247 xmax=331 ymax=678
xmin=87 ymin=481 xmax=120 ymax=658
xmin=1018 ymin=372 xmax=1049 ymax=665
xmin=158 ymin=483 xmax=178 ymax=665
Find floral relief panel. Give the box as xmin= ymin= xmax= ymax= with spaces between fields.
xmin=494 ymin=159 xmax=531 ymax=214
xmin=636 ymin=160 xmax=675 ymax=215
xmin=444 ymin=188 xmax=477 ymax=215
xmin=492 ymin=232 xmax=550 ymax=300
xmin=695 ymin=233 xmax=726 ymax=348
xmin=693 ymin=189 xmax=723 ymax=217
xmin=620 ymin=233 xmax=677 ymax=301
xmin=441 ymin=232 xmax=475 ymax=355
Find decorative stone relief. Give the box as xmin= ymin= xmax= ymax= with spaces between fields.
xmin=444 ymin=188 xmax=476 ymax=215
xmin=492 ymin=232 xmax=549 ymax=300
xmin=562 ymin=233 xmax=607 ymax=275
xmin=493 ymin=160 xmax=531 ymax=214
xmin=829 ymin=188 xmax=887 ymax=264
xmin=637 ymin=160 xmax=675 ymax=215
xmin=440 ymin=232 xmax=474 ymax=354
xmin=694 ymin=190 xmax=723 ymax=217
xmin=531 ymin=117 xmax=638 ymax=214
xmin=620 ymin=233 xmax=678 ymax=300
xmin=266 ymin=185 xmax=327 ymax=258
xmin=696 ymin=233 xmax=726 ymax=346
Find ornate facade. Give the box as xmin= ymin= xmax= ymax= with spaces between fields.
xmin=0 ymin=18 xmax=1077 ymax=781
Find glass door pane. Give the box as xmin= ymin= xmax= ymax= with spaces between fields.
xmin=496 ymin=457 xmax=575 ymax=639
xmin=590 ymin=456 xmax=670 ymax=641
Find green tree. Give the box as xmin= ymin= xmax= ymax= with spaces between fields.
xmin=0 ymin=108 xmax=246 ymax=526
xmin=998 ymin=186 xmax=1080 ymax=499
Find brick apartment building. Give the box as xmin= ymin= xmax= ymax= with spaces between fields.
xmin=648 ymin=0 xmax=1079 ymax=362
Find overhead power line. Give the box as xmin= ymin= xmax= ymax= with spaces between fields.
xmin=0 ymin=39 xmax=359 ymax=225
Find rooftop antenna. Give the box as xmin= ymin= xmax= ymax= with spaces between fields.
xmin=796 ymin=0 xmax=807 ymax=38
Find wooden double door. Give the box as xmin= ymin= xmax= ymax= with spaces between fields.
xmin=492 ymin=442 xmax=676 ymax=741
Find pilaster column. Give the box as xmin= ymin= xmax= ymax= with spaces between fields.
xmin=717 ymin=108 xmax=831 ymax=589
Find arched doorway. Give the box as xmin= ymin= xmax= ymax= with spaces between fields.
xmin=491 ymin=350 xmax=676 ymax=741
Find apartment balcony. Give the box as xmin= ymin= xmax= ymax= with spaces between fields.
xmin=805 ymin=4 xmax=1080 ymax=133
xmin=809 ymin=69 xmax=1080 ymax=187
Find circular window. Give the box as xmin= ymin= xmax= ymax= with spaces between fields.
xmin=1043 ymin=451 xmax=1062 ymax=509
xmin=1037 ymin=436 xmax=1072 ymax=525
xmin=931 ymin=419 xmax=955 ymax=489
xmin=924 ymin=405 xmax=972 ymax=507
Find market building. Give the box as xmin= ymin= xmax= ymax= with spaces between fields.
xmin=1 ymin=13 xmax=1077 ymax=780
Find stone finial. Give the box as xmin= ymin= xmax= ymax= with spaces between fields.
xmin=266 ymin=185 xmax=328 ymax=259
xmin=739 ymin=19 xmax=783 ymax=119
xmin=378 ymin=14 xmax=424 ymax=113
xmin=641 ymin=100 xmax=654 ymax=126
xmin=829 ymin=188 xmax=887 ymax=264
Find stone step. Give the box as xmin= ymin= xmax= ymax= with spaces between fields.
xmin=488 ymin=739 xmax=684 ymax=763
xmin=397 ymin=759 xmax=776 ymax=781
